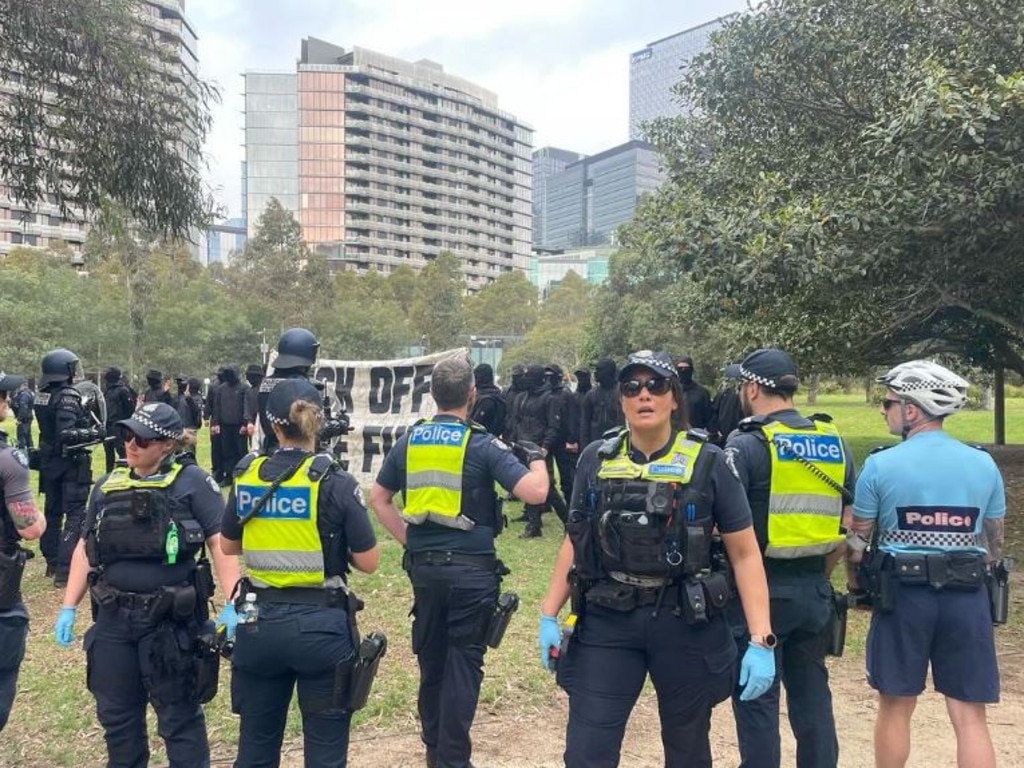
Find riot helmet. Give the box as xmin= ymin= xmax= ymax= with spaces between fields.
xmin=40 ymin=348 xmax=80 ymax=388
xmin=275 ymin=327 xmax=320 ymax=369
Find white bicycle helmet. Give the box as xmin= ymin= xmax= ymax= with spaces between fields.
xmin=876 ymin=360 xmax=969 ymax=417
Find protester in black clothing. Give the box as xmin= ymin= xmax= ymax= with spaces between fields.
xmin=579 ymin=358 xmax=624 ymax=448
xmin=242 ymin=363 xmax=264 ymax=440
xmin=573 ymin=368 xmax=591 ymax=397
xmin=215 ymin=365 xmax=249 ymax=483
xmin=502 ymin=363 xmax=527 ymax=442
xmin=673 ymin=356 xmax=714 ymax=431
xmin=517 ymin=364 xmax=566 ymax=538
xmin=546 ymin=364 xmax=578 ymax=509
xmin=102 ymin=367 xmax=136 ymax=473
xmin=207 ymin=368 xmax=225 ymax=483
xmin=172 ymin=376 xmax=203 ymax=431
xmin=711 ymin=382 xmax=744 ymax=447
xmin=142 ymin=369 xmax=172 ymax=405
xmin=469 ymin=363 xmax=506 ymax=436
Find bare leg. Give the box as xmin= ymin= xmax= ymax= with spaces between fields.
xmin=875 ymin=694 xmax=916 ymax=768
xmin=946 ymin=697 xmax=995 ymax=768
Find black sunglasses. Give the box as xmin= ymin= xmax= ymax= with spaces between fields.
xmin=881 ymin=399 xmax=902 ymax=411
xmin=620 ymin=378 xmax=672 ymax=398
xmin=117 ymin=426 xmax=158 ymax=448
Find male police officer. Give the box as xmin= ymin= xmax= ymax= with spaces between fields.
xmin=724 ymin=349 xmax=854 ymax=768
xmin=847 ymin=361 xmax=1004 ymax=768
xmin=370 ymin=356 xmax=549 ymax=768
xmin=0 ymin=372 xmax=46 ymax=732
xmin=34 ymin=349 xmax=97 ymax=587
xmin=11 ymin=383 xmax=33 ymax=452
xmin=258 ymin=328 xmax=319 ymax=454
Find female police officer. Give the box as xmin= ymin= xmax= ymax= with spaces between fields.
xmin=54 ymin=402 xmax=241 ymax=768
xmin=538 ymin=351 xmax=776 ymax=768
xmin=220 ymin=378 xmax=379 ymax=768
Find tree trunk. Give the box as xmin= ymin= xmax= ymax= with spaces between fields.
xmin=807 ymin=374 xmax=819 ymax=406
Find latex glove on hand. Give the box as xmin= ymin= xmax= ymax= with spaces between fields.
xmin=538 ymin=614 xmax=561 ymax=671
xmin=738 ymin=642 xmax=776 ymax=701
xmin=54 ymin=606 xmax=77 ymax=648
xmin=216 ymin=603 xmax=238 ymax=640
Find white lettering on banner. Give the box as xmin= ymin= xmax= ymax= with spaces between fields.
xmin=255 ymin=348 xmax=470 ymax=487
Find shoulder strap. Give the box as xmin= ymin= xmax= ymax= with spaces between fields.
xmin=307 ymin=452 xmax=336 ymax=481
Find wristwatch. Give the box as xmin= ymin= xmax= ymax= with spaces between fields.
xmin=750 ymin=633 xmax=778 ymax=649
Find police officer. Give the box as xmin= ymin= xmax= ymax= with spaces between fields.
xmin=103 ymin=366 xmax=136 ymax=473
xmin=723 ymin=349 xmax=855 ymax=768
xmin=11 ymin=382 xmax=34 ymax=452
xmin=0 ymin=372 xmax=46 ymax=732
xmin=220 ymin=379 xmax=380 ymax=767
xmin=538 ymin=350 xmax=776 ymax=768
xmin=847 ymin=361 xmax=1004 ymax=768
xmin=258 ymin=328 xmax=320 ymax=454
xmin=33 ymin=348 xmax=96 ymax=586
xmin=54 ymin=402 xmax=241 ymax=768
xmin=369 ymin=356 xmax=549 ymax=768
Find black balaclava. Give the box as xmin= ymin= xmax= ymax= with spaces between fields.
xmin=474 ymin=363 xmax=495 ymax=389
xmin=222 ymin=365 xmax=240 ymax=387
xmin=176 ymin=377 xmax=188 ymax=395
xmin=676 ymin=355 xmax=695 ymax=385
xmin=510 ymin=365 xmax=526 ymax=392
xmin=575 ymin=369 xmax=591 ymax=395
xmin=545 ymin=364 xmax=563 ymax=389
xmin=524 ymin=364 xmax=546 ymax=392
xmin=188 ymin=377 xmax=202 ymax=395
xmin=245 ymin=364 xmax=265 ymax=388
xmin=594 ymin=358 xmax=617 ymax=388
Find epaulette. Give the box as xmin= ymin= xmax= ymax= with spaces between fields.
xmin=808 ymin=412 xmax=834 ymax=423
xmin=465 ymin=419 xmax=490 ymax=435
xmin=597 ymin=428 xmax=627 ymax=458
xmin=737 ymin=414 xmax=772 ymax=432
xmin=233 ymin=450 xmax=260 ymax=478
xmin=969 ymin=444 xmax=990 ymax=454
xmin=868 ymin=444 xmax=895 ymax=455
xmin=308 ymin=452 xmax=337 ymax=480
xmin=685 ymin=428 xmax=710 ymax=443
xmin=601 ymin=425 xmax=626 ymax=439
xmin=174 ymin=451 xmax=198 ymax=468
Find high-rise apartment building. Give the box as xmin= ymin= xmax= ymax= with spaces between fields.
xmin=245 ymin=38 xmax=534 ymax=287
xmin=532 ymin=147 xmax=584 ymax=248
xmin=534 ymin=140 xmax=663 ymax=251
xmin=629 ymin=15 xmax=734 ymax=139
xmin=0 ymin=0 xmax=200 ymax=256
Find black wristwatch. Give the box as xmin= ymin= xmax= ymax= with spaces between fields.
xmin=750 ymin=633 xmax=778 ymax=649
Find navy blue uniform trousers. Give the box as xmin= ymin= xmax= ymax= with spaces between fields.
xmin=231 ymin=602 xmax=355 ymax=768
xmin=731 ymin=570 xmax=838 ymax=768
xmin=409 ymin=562 xmax=498 ymax=768
xmin=0 ymin=612 xmax=27 ymax=732
xmin=558 ymin=604 xmax=736 ymax=768
xmin=85 ymin=606 xmax=209 ymax=768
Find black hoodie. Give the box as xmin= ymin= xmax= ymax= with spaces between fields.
xmin=469 ymin=364 xmax=506 ymax=436
xmin=580 ymin=358 xmax=623 ymax=446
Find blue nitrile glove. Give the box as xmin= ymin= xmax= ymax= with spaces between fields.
xmin=216 ymin=603 xmax=238 ymax=641
xmin=538 ymin=614 xmax=561 ymax=670
xmin=55 ymin=606 xmax=77 ymax=648
xmin=738 ymin=642 xmax=776 ymax=701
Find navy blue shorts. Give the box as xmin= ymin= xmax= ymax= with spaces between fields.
xmin=866 ymin=581 xmax=999 ymax=702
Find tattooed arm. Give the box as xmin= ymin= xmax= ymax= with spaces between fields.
xmin=1 ymin=448 xmax=45 ymax=540
xmin=8 ymin=499 xmax=45 ymax=540
xmin=979 ymin=517 xmax=1004 ymax=563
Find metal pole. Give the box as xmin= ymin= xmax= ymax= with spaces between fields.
xmin=994 ymin=365 xmax=1005 ymax=446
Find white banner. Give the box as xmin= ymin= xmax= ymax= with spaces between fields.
xmin=295 ymin=348 xmax=468 ymax=485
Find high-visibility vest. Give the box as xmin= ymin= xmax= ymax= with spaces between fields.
xmin=236 ymin=455 xmax=324 ymax=588
xmin=402 ymin=418 xmax=474 ymax=530
xmin=760 ymin=420 xmax=846 ymax=558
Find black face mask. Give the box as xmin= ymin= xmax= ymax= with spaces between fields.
xmin=678 ymin=369 xmax=694 ymax=385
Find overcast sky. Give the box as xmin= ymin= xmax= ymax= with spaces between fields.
xmin=189 ymin=0 xmax=748 ymax=219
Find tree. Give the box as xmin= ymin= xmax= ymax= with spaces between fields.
xmin=503 ymin=271 xmax=591 ymax=371
xmin=463 ymin=270 xmax=539 ymax=337
xmin=0 ymin=0 xmax=216 ymax=236
xmin=629 ymin=0 xmax=1024 ymax=376
xmin=409 ymin=252 xmax=465 ymax=351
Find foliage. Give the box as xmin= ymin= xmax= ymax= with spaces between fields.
xmin=462 ymin=270 xmax=539 ymax=338
xmin=626 ymin=0 xmax=1024 ymax=376
xmin=502 ymin=271 xmax=591 ymax=371
xmin=0 ymin=0 xmax=217 ymax=236
xmin=409 ymin=252 xmax=465 ymax=351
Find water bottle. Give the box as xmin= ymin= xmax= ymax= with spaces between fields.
xmin=237 ymin=592 xmax=259 ymax=625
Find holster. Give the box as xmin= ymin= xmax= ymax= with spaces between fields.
xmin=827 ymin=591 xmax=849 ymax=657
xmin=0 ymin=547 xmax=30 ymax=610
xmin=193 ymin=620 xmax=221 ymax=704
xmin=987 ymin=559 xmax=1011 ymax=626
xmin=484 ymin=592 xmax=519 ymax=648
xmin=334 ymin=631 xmax=388 ymax=711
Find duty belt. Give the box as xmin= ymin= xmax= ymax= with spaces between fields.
xmin=91 ymin=585 xmax=160 ymax=611
xmin=406 ymin=550 xmax=497 ymax=570
xmin=253 ymin=586 xmax=349 ymax=607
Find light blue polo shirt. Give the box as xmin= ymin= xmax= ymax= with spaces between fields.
xmin=853 ymin=430 xmax=1005 ymax=556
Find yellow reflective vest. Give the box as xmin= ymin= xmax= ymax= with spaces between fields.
xmin=760 ymin=419 xmax=846 ymax=558
xmin=596 ymin=431 xmax=703 ymax=484
xmin=236 ymin=455 xmax=325 ymax=588
xmin=402 ymin=418 xmax=474 ymax=530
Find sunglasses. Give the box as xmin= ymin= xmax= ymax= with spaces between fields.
xmin=118 ymin=427 xmax=158 ymax=448
xmin=620 ymin=378 xmax=672 ymax=398
xmin=881 ymin=399 xmax=902 ymax=411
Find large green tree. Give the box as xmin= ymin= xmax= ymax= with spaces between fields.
xmin=0 ymin=0 xmax=216 ymax=236
xmin=462 ymin=270 xmax=538 ymax=337
xmin=628 ymin=0 xmax=1024 ymax=375
xmin=503 ymin=271 xmax=591 ymax=371
xmin=409 ymin=252 xmax=465 ymax=351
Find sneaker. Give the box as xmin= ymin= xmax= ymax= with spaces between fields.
xmin=45 ymin=563 xmax=56 ymax=578
xmin=518 ymin=529 xmax=542 ymax=539
xmin=53 ymin=572 xmax=69 ymax=588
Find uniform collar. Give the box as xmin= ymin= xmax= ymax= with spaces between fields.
xmin=626 ymin=430 xmax=678 ymax=463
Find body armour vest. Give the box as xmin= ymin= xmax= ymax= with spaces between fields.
xmin=759 ymin=419 xmax=846 ymax=559
xmin=402 ymin=418 xmax=499 ymax=531
xmin=236 ymin=455 xmax=325 ymax=589
xmin=572 ymin=431 xmax=714 ymax=583
xmin=87 ymin=462 xmax=203 ymax=567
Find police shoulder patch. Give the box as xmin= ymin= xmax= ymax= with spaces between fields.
xmin=11 ymin=449 xmax=29 ymax=469
xmin=206 ymin=476 xmax=222 ymax=494
xmin=490 ymin=437 xmax=510 ymax=451
xmin=723 ymin=447 xmax=741 ymax=480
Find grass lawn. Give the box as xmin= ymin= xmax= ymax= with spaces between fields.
xmin=1 ymin=395 xmax=1022 ymax=766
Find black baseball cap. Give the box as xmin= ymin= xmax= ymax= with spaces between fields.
xmin=619 ymin=351 xmax=677 ymax=382
xmin=266 ymin=379 xmax=322 ymax=426
xmin=0 ymin=372 xmax=26 ymax=393
xmin=117 ymin=403 xmax=183 ymax=441
xmin=725 ymin=349 xmax=799 ymax=392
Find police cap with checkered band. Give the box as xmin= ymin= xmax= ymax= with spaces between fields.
xmin=725 ymin=349 xmax=800 ymax=392
xmin=116 ymin=402 xmax=184 ymax=441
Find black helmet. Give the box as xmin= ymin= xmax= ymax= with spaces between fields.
xmin=40 ymin=348 xmax=80 ymax=387
xmin=275 ymin=327 xmax=319 ymax=369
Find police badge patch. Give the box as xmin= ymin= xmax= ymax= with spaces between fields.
xmin=206 ymin=476 xmax=222 ymax=494
xmin=11 ymin=449 xmax=29 ymax=469
xmin=723 ymin=447 xmax=741 ymax=480
xmin=491 ymin=437 xmax=510 ymax=451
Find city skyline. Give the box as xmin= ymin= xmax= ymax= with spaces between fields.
xmin=191 ymin=0 xmax=748 ymax=220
